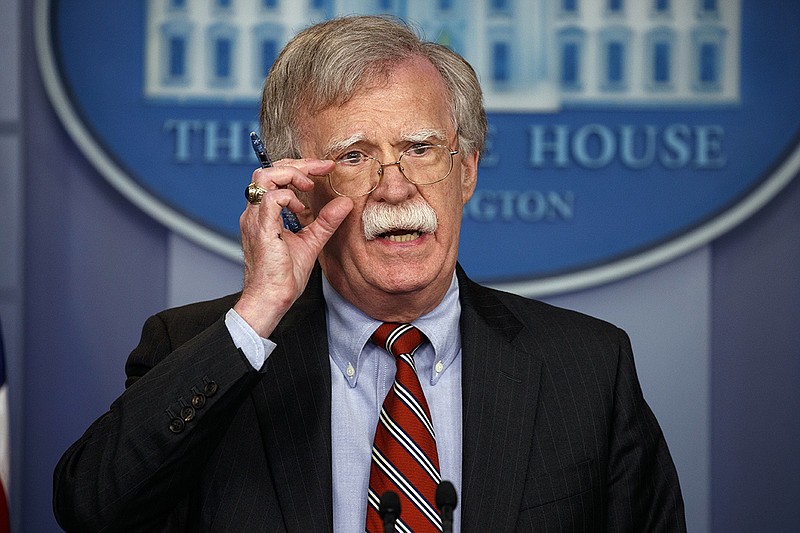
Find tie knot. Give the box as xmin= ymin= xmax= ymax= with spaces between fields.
xmin=371 ymin=323 xmax=426 ymax=358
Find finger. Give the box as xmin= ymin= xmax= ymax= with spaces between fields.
xmin=303 ymin=196 xmax=354 ymax=247
xmin=248 ymin=188 xmax=306 ymax=220
xmin=251 ymin=159 xmax=335 ymax=191
xmin=272 ymin=158 xmax=336 ymax=174
xmin=251 ymin=167 xmax=309 ymax=191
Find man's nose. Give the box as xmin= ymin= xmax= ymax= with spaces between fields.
xmin=372 ymin=160 xmax=416 ymax=202
xmin=377 ymin=160 xmax=403 ymax=176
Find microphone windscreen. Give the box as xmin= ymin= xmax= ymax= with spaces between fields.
xmin=379 ymin=490 xmax=401 ymax=518
xmin=436 ymin=480 xmax=458 ymax=510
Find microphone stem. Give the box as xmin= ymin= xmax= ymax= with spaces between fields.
xmin=442 ymin=508 xmax=453 ymax=533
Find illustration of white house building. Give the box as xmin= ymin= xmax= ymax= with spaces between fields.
xmin=144 ymin=0 xmax=740 ymax=111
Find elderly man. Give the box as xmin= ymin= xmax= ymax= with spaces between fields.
xmin=54 ymin=15 xmax=685 ymax=533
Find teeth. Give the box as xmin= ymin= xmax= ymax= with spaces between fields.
xmin=384 ymin=232 xmax=421 ymax=243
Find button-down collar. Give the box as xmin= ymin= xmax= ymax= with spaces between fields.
xmin=322 ymin=272 xmax=461 ymax=387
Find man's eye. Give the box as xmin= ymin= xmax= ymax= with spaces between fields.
xmin=337 ymin=151 xmax=366 ymax=165
xmin=406 ymin=144 xmax=433 ymax=157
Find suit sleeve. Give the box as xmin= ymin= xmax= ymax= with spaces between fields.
xmin=53 ymin=313 xmax=265 ymax=532
xmin=606 ymin=328 xmax=687 ymax=532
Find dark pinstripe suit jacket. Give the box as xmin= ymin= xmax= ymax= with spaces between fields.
xmin=54 ymin=265 xmax=685 ymax=532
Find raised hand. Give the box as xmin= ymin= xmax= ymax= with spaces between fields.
xmin=234 ymin=159 xmax=353 ymax=337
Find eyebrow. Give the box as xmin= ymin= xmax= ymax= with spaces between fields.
xmin=323 ymin=133 xmax=366 ymax=157
xmin=324 ymin=129 xmax=449 ymax=156
xmin=400 ymin=129 xmax=448 ymax=144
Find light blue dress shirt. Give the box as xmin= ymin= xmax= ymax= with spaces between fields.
xmin=225 ymin=272 xmax=463 ymax=532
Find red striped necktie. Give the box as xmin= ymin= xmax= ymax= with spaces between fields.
xmin=366 ymin=323 xmax=442 ymax=532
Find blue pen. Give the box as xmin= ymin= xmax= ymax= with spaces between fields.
xmin=249 ymin=131 xmax=303 ymax=233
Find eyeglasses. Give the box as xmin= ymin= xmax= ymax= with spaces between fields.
xmin=327 ymin=144 xmax=459 ymax=197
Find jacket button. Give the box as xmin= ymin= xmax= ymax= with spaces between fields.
xmin=169 ymin=418 xmax=185 ymax=434
xmin=181 ymin=406 xmax=196 ymax=422
xmin=203 ymin=381 xmax=218 ymax=397
xmin=191 ymin=394 xmax=206 ymax=409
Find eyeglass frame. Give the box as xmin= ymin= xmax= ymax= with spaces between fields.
xmin=326 ymin=144 xmax=460 ymax=198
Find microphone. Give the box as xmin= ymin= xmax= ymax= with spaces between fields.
xmin=378 ymin=491 xmax=401 ymax=533
xmin=436 ymin=480 xmax=458 ymax=533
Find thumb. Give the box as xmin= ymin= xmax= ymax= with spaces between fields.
xmin=304 ymin=196 xmax=354 ymax=248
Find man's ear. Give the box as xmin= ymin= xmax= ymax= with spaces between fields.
xmin=460 ymin=151 xmax=479 ymax=205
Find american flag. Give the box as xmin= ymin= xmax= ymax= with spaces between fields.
xmin=0 ymin=317 xmax=9 ymax=532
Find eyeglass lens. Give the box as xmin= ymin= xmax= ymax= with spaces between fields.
xmin=330 ymin=145 xmax=456 ymax=197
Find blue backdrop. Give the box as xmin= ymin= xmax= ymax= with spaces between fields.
xmin=0 ymin=1 xmax=798 ymax=532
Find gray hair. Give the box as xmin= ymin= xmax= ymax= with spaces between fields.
xmin=260 ymin=15 xmax=487 ymax=160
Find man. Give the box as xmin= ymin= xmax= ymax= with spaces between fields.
xmin=53 ymin=15 xmax=685 ymax=533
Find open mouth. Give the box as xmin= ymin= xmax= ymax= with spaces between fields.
xmin=378 ymin=230 xmax=423 ymax=242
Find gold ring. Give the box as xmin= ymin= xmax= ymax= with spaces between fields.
xmin=245 ymin=183 xmax=267 ymax=205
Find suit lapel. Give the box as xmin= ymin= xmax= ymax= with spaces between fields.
xmin=245 ymin=265 xmax=543 ymax=532
xmin=457 ymin=267 xmax=544 ymax=533
xmin=251 ymin=268 xmax=334 ymax=533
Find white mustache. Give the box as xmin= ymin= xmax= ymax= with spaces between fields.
xmin=362 ymin=199 xmax=438 ymax=240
